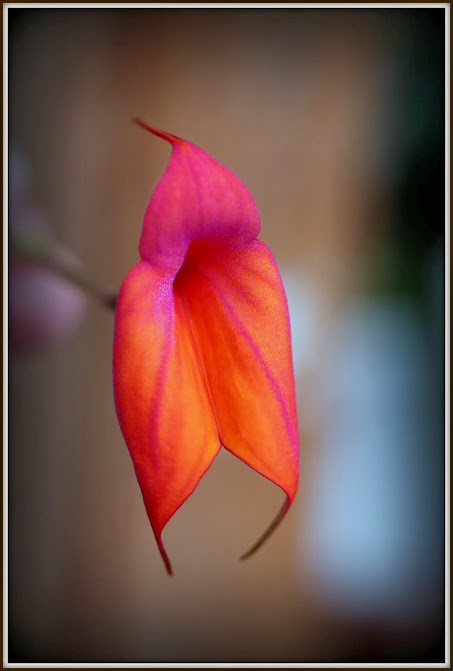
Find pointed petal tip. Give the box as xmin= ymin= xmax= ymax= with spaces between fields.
xmin=132 ymin=116 xmax=183 ymax=148
xmin=156 ymin=534 xmax=174 ymax=576
xmin=239 ymin=496 xmax=292 ymax=562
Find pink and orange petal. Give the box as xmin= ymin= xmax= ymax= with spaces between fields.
xmin=113 ymin=120 xmax=299 ymax=574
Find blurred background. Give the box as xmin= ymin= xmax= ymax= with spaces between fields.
xmin=8 ymin=7 xmax=446 ymax=663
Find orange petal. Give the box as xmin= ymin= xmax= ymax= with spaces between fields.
xmin=113 ymin=260 xmax=221 ymax=574
xmin=176 ymin=239 xmax=299 ymax=556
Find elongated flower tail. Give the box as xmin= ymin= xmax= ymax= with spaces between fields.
xmin=240 ymin=498 xmax=292 ymax=561
xmin=113 ymin=119 xmax=299 ymax=574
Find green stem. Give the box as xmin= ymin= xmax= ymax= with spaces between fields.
xmin=10 ymin=232 xmax=118 ymax=310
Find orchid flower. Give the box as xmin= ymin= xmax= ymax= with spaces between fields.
xmin=113 ymin=119 xmax=299 ymax=574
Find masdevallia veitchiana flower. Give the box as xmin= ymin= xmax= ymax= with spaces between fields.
xmin=113 ymin=119 xmax=299 ymax=574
